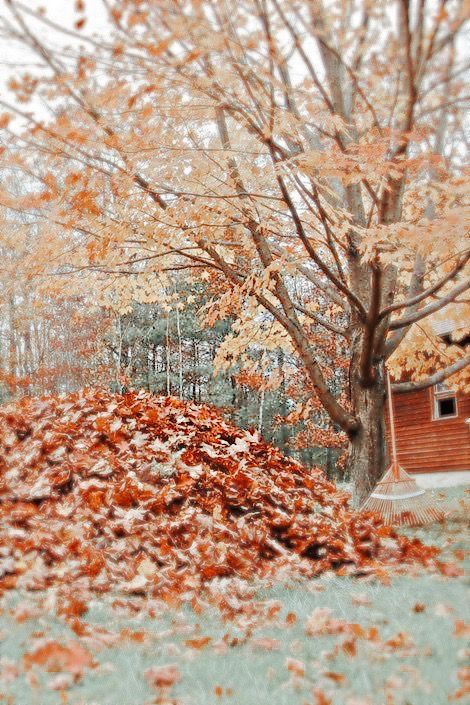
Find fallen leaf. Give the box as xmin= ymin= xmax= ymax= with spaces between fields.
xmin=285 ymin=657 xmax=305 ymax=677
xmin=185 ymin=636 xmax=212 ymax=650
xmin=351 ymin=594 xmax=372 ymax=607
xmin=323 ymin=671 xmax=346 ymax=684
xmin=251 ymin=637 xmax=281 ymax=651
xmin=23 ymin=640 xmax=95 ymax=676
xmin=311 ymin=689 xmax=332 ymax=705
xmin=454 ymin=621 xmax=470 ymax=638
xmin=437 ymin=561 xmax=464 ymax=577
xmin=144 ymin=664 xmax=181 ymax=690
xmin=48 ymin=673 xmax=74 ymax=690
xmin=286 ymin=611 xmax=297 ymax=625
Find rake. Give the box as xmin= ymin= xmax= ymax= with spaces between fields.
xmin=361 ymin=372 xmax=445 ymax=526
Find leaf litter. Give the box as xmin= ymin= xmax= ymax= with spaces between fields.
xmin=0 ymin=389 xmax=438 ymax=603
xmin=4 ymin=391 xmax=463 ymax=704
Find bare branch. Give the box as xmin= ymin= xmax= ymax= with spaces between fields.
xmin=380 ymin=252 xmax=470 ymax=320
xmin=389 ymin=277 xmax=470 ymax=330
xmin=392 ymin=355 xmax=470 ymax=393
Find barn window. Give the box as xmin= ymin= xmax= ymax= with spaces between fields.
xmin=433 ymin=383 xmax=457 ymax=420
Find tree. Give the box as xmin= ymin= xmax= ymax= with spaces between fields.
xmin=0 ymin=0 xmax=468 ymax=502
xmin=0 ymin=211 xmax=111 ymax=399
xmin=0 ymin=188 xmax=112 ymax=400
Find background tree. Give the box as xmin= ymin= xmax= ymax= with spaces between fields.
xmin=0 ymin=0 xmax=468 ymax=502
xmin=0 ymin=210 xmax=111 ymax=400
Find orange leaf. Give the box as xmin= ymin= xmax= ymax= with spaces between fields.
xmin=312 ymin=689 xmax=332 ymax=705
xmin=454 ymin=621 xmax=470 ymax=638
xmin=437 ymin=561 xmax=464 ymax=577
xmin=323 ymin=671 xmax=346 ymax=684
xmin=144 ymin=664 xmax=181 ymax=690
xmin=185 ymin=636 xmax=212 ymax=650
xmin=24 ymin=640 xmax=95 ymax=675
xmin=285 ymin=657 xmax=305 ymax=677
xmin=251 ymin=637 xmax=280 ymax=651
xmin=286 ymin=611 xmax=297 ymax=625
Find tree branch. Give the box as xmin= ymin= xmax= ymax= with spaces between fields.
xmin=389 ymin=277 xmax=470 ymax=330
xmin=379 ymin=252 xmax=470 ymax=320
xmin=392 ymin=354 xmax=470 ymax=393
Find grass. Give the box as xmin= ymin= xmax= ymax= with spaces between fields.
xmin=0 ymin=487 xmax=468 ymax=705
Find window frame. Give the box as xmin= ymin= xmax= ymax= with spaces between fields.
xmin=432 ymin=383 xmax=458 ymax=421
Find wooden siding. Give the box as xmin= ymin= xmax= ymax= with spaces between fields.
xmin=387 ymin=389 xmax=470 ymax=473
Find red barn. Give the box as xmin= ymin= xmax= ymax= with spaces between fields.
xmin=390 ymin=320 xmax=470 ymax=474
xmin=390 ymin=384 xmax=470 ymax=474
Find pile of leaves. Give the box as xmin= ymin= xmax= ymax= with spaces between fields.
xmin=0 ymin=390 xmax=436 ymax=599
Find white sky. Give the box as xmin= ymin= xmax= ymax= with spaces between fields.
xmin=0 ymin=0 xmax=109 ymax=68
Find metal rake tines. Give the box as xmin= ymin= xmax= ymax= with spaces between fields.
xmin=362 ymin=492 xmax=445 ymax=526
xmin=361 ymin=464 xmax=445 ymax=526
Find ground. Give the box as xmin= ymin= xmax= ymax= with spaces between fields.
xmin=0 ymin=487 xmax=468 ymax=705
xmin=414 ymin=472 xmax=470 ymax=489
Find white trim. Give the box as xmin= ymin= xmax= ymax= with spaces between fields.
xmin=432 ymin=384 xmax=458 ymax=420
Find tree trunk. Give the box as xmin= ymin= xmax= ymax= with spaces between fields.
xmin=258 ymin=389 xmax=265 ymax=435
xmin=277 ymin=348 xmax=290 ymax=452
xmin=165 ymin=314 xmax=171 ymax=396
xmin=349 ymin=370 xmax=387 ymax=507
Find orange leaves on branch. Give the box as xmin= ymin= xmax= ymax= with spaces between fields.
xmin=8 ymin=74 xmax=38 ymax=102
xmin=148 ymin=37 xmax=174 ymax=57
xmin=70 ymin=189 xmax=101 ymax=216
xmin=0 ymin=0 xmax=466 ymax=484
xmin=0 ymin=113 xmax=11 ymax=129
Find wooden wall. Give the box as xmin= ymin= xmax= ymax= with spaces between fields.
xmin=388 ymin=389 xmax=470 ymax=473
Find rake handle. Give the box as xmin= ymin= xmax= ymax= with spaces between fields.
xmin=386 ymin=371 xmax=399 ymax=478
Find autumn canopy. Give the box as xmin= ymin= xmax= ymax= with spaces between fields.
xmin=0 ymin=4 xmax=468 ymax=704
xmin=0 ymin=0 xmax=468 ymax=502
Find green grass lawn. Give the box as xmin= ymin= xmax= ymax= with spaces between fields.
xmin=1 ymin=487 xmax=468 ymax=705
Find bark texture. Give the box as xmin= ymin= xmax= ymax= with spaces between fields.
xmin=349 ymin=363 xmax=387 ymax=506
